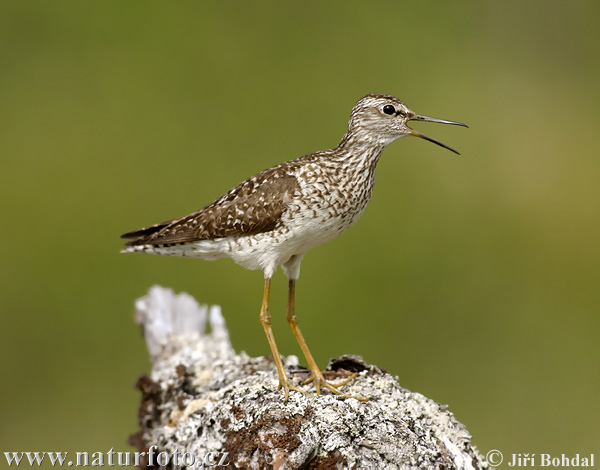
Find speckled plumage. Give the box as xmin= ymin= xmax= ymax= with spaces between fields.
xmin=122 ymin=93 xmax=466 ymax=400
xmin=123 ymin=94 xmax=418 ymax=277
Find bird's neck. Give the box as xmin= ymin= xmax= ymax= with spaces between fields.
xmin=332 ymin=131 xmax=388 ymax=173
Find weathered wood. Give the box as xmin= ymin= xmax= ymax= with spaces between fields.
xmin=129 ymin=286 xmax=489 ymax=469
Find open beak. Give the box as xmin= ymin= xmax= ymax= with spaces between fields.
xmin=407 ymin=113 xmax=468 ymax=155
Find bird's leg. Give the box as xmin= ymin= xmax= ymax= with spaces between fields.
xmin=259 ymin=277 xmax=308 ymax=400
xmin=286 ymin=279 xmax=368 ymax=401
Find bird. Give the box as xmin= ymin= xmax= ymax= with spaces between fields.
xmin=121 ymin=93 xmax=467 ymax=401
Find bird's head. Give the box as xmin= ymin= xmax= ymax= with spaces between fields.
xmin=348 ymin=93 xmax=467 ymax=154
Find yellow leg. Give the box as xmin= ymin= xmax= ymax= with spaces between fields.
xmin=259 ymin=277 xmax=307 ymax=400
xmin=285 ymin=279 xmax=368 ymax=401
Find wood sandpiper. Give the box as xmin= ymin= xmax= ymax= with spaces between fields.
xmin=121 ymin=93 xmax=467 ymax=401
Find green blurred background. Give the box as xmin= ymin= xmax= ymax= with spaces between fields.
xmin=2 ymin=0 xmax=599 ymax=465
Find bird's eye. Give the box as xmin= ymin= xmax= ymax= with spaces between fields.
xmin=383 ymin=105 xmax=396 ymax=115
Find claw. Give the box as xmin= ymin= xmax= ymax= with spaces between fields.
xmin=277 ymin=378 xmax=312 ymax=400
xmin=303 ymin=370 xmax=368 ymax=401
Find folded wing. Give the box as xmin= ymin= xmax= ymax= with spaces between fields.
xmin=121 ymin=169 xmax=299 ymax=246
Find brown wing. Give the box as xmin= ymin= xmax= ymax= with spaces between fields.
xmin=121 ymin=167 xmax=299 ymax=246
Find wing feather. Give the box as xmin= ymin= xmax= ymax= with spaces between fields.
xmin=121 ymin=168 xmax=299 ymax=247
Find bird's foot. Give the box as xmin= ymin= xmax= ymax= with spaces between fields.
xmin=303 ymin=370 xmax=368 ymax=401
xmin=277 ymin=377 xmax=312 ymax=401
